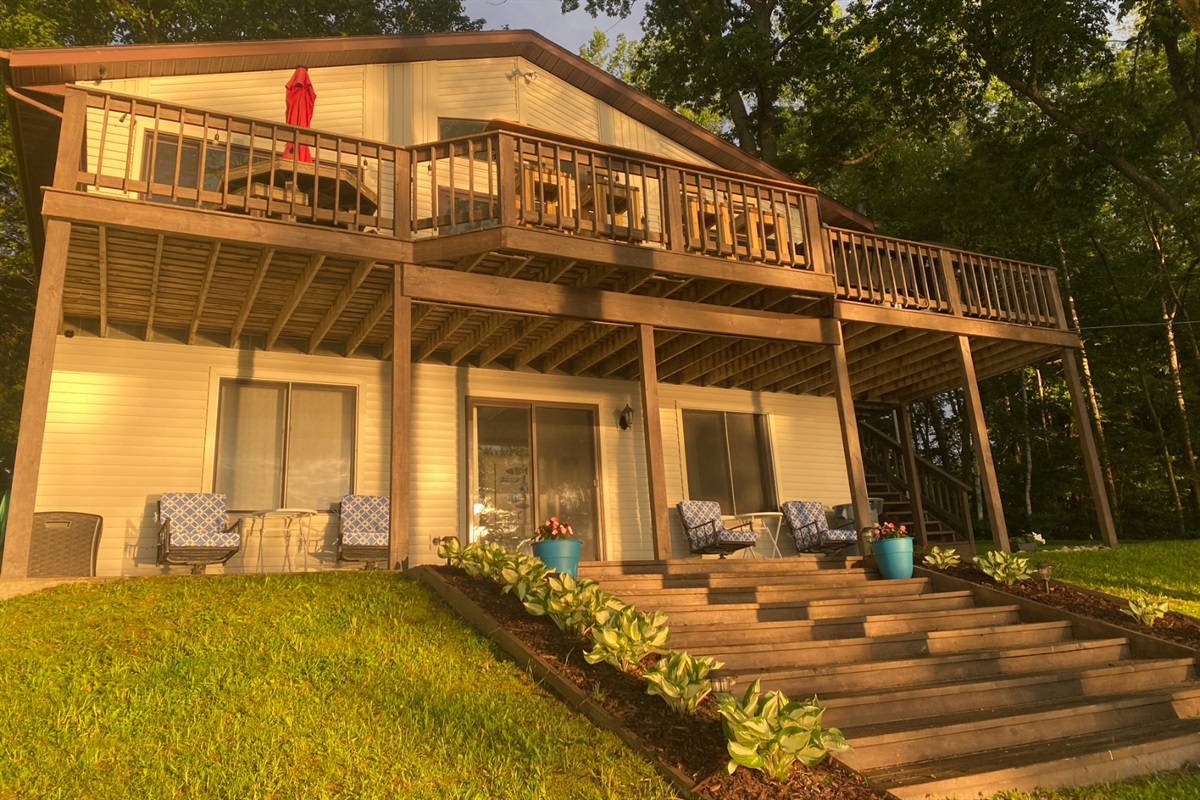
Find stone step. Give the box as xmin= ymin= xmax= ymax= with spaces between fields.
xmin=874 ymin=718 xmax=1200 ymax=799
xmin=752 ymin=638 xmax=1132 ymax=696
xmin=577 ymin=555 xmax=861 ymax=579
xmin=841 ymin=686 xmax=1200 ymax=771
xmin=642 ymin=590 xmax=977 ymax=625
xmin=610 ymin=577 xmax=933 ymax=608
xmin=692 ymin=620 xmax=1074 ymax=671
xmin=669 ymin=605 xmax=1021 ymax=648
xmin=824 ymin=657 xmax=1197 ymax=729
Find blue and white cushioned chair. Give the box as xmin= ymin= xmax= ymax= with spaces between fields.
xmin=676 ymin=500 xmax=758 ymax=558
xmin=157 ymin=492 xmax=242 ymax=574
xmin=781 ymin=501 xmax=858 ymax=554
xmin=338 ymin=495 xmax=390 ymax=569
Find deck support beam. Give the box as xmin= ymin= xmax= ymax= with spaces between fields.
xmin=897 ymin=405 xmax=928 ymax=546
xmin=390 ymin=269 xmax=412 ymax=570
xmin=955 ymin=335 xmax=1010 ymax=552
xmin=1062 ymin=347 xmax=1118 ymax=548
xmin=828 ymin=324 xmax=873 ymax=555
xmin=638 ymin=324 xmax=671 ymax=559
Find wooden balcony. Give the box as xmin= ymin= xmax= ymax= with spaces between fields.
xmin=34 ymin=86 xmax=1078 ymax=404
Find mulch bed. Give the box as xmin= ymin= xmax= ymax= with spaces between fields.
xmin=940 ymin=563 xmax=1200 ymax=652
xmin=438 ymin=563 xmax=1200 ymax=800
xmin=437 ymin=567 xmax=883 ymax=800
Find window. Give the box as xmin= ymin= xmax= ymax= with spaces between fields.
xmin=438 ymin=118 xmax=489 ymax=140
xmin=681 ymin=410 xmax=776 ymax=515
xmin=213 ymin=379 xmax=355 ymax=512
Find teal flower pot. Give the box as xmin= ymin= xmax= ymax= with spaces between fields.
xmin=871 ymin=536 xmax=914 ymax=580
xmin=532 ymin=538 xmax=582 ymax=577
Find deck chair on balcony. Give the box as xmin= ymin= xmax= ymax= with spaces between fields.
xmin=781 ymin=501 xmax=858 ymax=554
xmin=338 ymin=494 xmax=390 ymax=569
xmin=677 ymin=500 xmax=758 ymax=558
xmin=157 ymin=493 xmax=242 ymax=574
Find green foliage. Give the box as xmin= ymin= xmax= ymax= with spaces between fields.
xmin=645 ymin=650 xmax=723 ymax=715
xmin=584 ymin=605 xmax=670 ymax=672
xmin=435 ymin=535 xmax=463 ymax=565
xmin=715 ymin=679 xmax=850 ymax=783
xmin=973 ymin=550 xmax=1035 ymax=586
xmin=1031 ymin=542 xmax=1200 ymax=619
xmin=0 ymin=573 xmax=679 ymax=799
xmin=923 ymin=546 xmax=961 ymax=569
xmin=498 ymin=554 xmax=551 ymax=601
xmin=1122 ymin=593 xmax=1170 ymax=627
xmin=521 ymin=572 xmax=626 ymax=636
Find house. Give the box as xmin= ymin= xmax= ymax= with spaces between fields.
xmin=0 ymin=31 xmax=1115 ymax=578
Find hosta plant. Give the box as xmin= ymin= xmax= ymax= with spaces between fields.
xmin=973 ymin=550 xmax=1034 ymax=586
xmin=522 ymin=573 xmax=626 ymax=636
xmin=923 ymin=546 xmax=960 ymax=569
xmin=1122 ymin=593 xmax=1170 ymax=627
xmin=436 ymin=536 xmax=464 ymax=566
xmin=715 ymin=680 xmax=850 ymax=782
xmin=584 ymin=606 xmax=671 ymax=672
xmin=645 ymin=650 xmax=723 ymax=715
xmin=499 ymin=554 xmax=551 ymax=601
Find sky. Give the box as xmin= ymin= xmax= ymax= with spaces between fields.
xmin=461 ymin=0 xmax=647 ymax=54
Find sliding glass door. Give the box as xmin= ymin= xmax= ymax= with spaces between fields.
xmin=470 ymin=401 xmax=601 ymax=559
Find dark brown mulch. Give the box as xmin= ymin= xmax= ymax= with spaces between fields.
xmin=437 ymin=567 xmax=882 ymax=800
xmin=939 ymin=564 xmax=1200 ymax=652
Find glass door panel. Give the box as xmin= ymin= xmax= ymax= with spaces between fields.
xmin=534 ymin=407 xmax=600 ymax=560
xmin=471 ymin=406 xmax=532 ymax=549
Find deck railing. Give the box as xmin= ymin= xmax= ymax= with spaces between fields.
xmin=67 ymin=87 xmax=1060 ymax=329
xmin=826 ymin=227 xmax=1064 ymax=328
xmin=859 ymin=422 xmax=975 ymax=544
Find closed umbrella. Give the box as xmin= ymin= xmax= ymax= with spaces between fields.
xmin=282 ymin=66 xmax=315 ymax=162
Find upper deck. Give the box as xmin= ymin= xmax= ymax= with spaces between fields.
xmin=30 ymin=86 xmax=1076 ymax=404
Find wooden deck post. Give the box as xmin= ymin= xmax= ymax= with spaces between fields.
xmin=897 ymin=405 xmax=928 ymax=546
xmin=828 ymin=324 xmax=873 ymax=554
xmin=1061 ymin=347 xmax=1118 ymax=548
xmin=389 ymin=269 xmax=411 ymax=569
xmin=2 ymin=90 xmax=86 ymax=579
xmin=638 ymin=324 xmax=672 ymax=559
xmin=954 ymin=335 xmax=1010 ymax=552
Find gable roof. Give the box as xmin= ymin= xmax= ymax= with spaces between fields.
xmin=2 ymin=29 xmax=873 ymax=231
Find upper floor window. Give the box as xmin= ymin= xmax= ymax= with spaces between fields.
xmin=213 ymin=379 xmax=355 ymax=512
xmin=681 ymin=410 xmax=776 ymax=515
xmin=438 ymin=118 xmax=489 ymax=140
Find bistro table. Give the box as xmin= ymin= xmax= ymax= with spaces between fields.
xmin=249 ymin=508 xmax=318 ymax=573
xmin=739 ymin=511 xmax=785 ymax=559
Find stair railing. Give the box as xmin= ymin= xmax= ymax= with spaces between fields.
xmin=858 ymin=422 xmax=975 ymax=545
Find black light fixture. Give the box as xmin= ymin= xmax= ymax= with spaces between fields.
xmin=709 ymin=669 xmax=739 ymax=693
xmin=619 ymin=404 xmax=635 ymax=431
xmin=1036 ymin=562 xmax=1053 ymax=593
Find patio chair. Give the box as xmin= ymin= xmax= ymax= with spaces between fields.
xmin=338 ymin=494 xmax=390 ymax=569
xmin=157 ymin=493 xmax=242 ymax=574
xmin=781 ymin=501 xmax=859 ymax=554
xmin=676 ymin=500 xmax=758 ymax=558
xmin=28 ymin=512 xmax=103 ymax=577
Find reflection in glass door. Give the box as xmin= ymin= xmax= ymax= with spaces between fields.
xmin=471 ymin=402 xmax=601 ymax=560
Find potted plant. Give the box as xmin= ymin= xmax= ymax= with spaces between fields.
xmin=530 ymin=516 xmax=582 ymax=577
xmin=867 ymin=521 xmax=913 ymax=580
xmin=1014 ymin=531 xmax=1045 ymax=553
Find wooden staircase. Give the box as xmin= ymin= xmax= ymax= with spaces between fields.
xmin=579 ymin=557 xmax=1200 ymax=799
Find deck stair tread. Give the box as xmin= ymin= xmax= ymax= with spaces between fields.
xmin=609 ymin=578 xmax=931 ymax=603
xmin=624 ymin=589 xmax=966 ymax=613
xmin=865 ymin=718 xmax=1200 ymax=798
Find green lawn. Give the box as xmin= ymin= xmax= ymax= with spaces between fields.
xmin=0 ymin=573 xmax=679 ymax=800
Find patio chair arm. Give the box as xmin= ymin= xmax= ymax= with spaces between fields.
xmin=727 ymin=520 xmax=754 ymax=533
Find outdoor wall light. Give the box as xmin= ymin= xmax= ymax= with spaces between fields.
xmin=708 ymin=669 xmax=739 ymax=693
xmin=619 ymin=404 xmax=635 ymax=431
xmin=508 ymin=67 xmax=539 ymax=83
xmin=1036 ymin=562 xmax=1053 ymax=593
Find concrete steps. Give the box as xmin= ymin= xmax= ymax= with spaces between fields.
xmin=582 ymin=558 xmax=1200 ymax=798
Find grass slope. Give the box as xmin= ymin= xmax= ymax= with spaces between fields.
xmin=1031 ymin=540 xmax=1200 ymax=618
xmin=0 ymin=572 xmax=679 ymax=800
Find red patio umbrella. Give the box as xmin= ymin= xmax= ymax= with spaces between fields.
xmin=282 ymin=67 xmax=315 ymax=162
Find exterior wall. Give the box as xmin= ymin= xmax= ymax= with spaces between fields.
xmin=36 ymin=336 xmax=848 ymax=575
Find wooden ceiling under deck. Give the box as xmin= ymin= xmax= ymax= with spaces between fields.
xmin=59 ymin=219 xmax=1060 ymax=406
